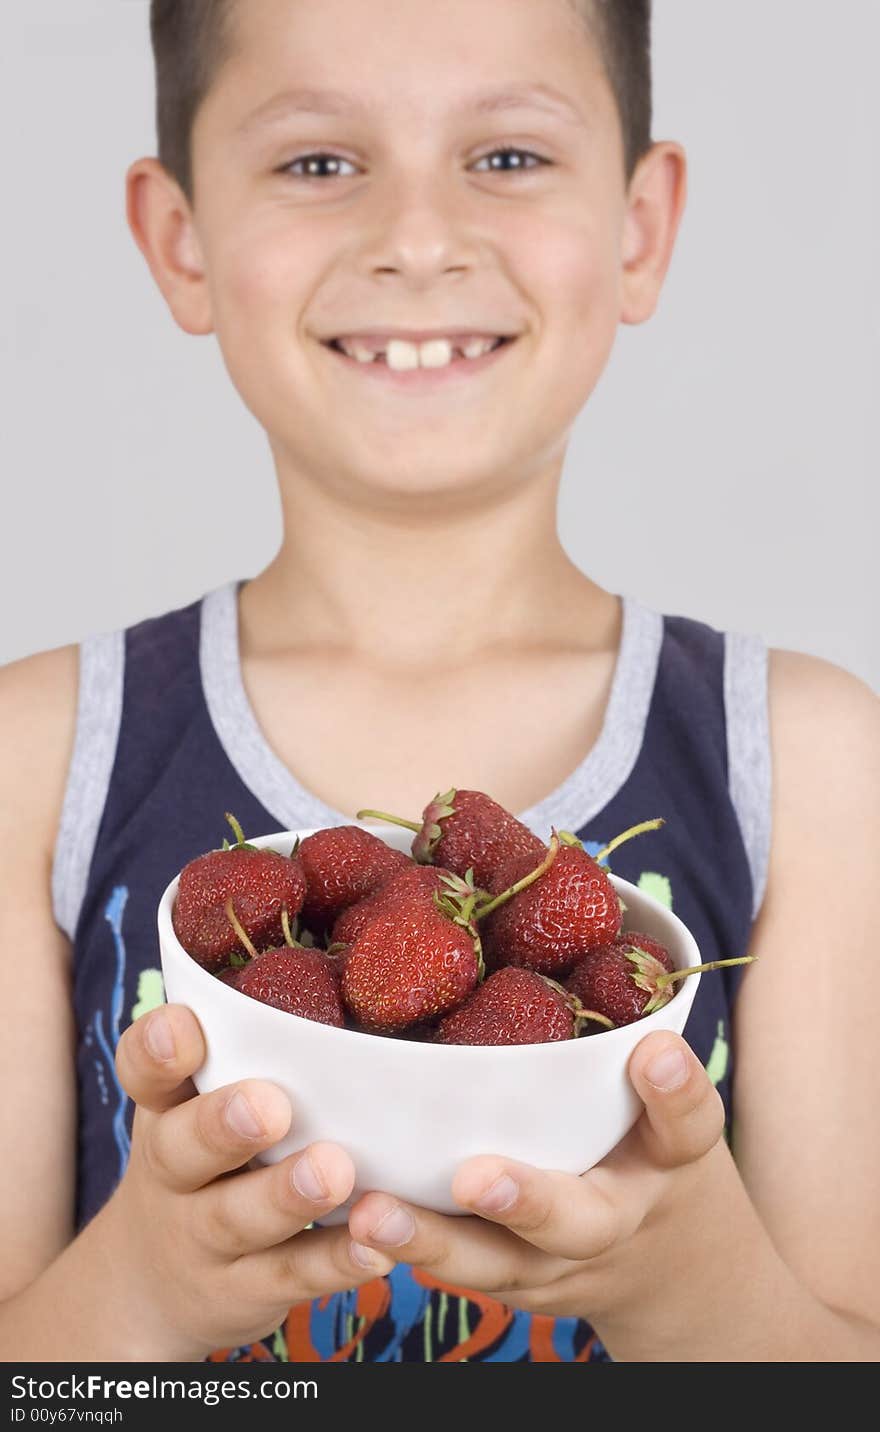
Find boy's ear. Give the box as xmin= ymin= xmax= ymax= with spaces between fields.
xmin=125 ymin=159 xmax=213 ymax=336
xmin=619 ymin=141 xmax=688 ymax=325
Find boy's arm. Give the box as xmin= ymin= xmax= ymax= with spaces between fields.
xmin=0 ymin=644 xmax=80 ymax=1299
xmin=730 ymin=648 xmax=880 ymax=1331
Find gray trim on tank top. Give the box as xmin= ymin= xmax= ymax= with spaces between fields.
xmin=51 ymin=629 xmax=125 ymax=941
xmin=724 ymin=631 xmax=772 ymax=921
xmin=199 ymin=579 xmax=665 ymax=840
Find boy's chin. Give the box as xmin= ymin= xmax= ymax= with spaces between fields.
xmin=338 ymin=464 xmax=512 ymax=512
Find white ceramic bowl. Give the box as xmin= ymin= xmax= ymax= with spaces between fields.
xmin=158 ymin=825 xmax=701 ymax=1221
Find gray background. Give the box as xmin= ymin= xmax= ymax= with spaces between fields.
xmin=2 ymin=1 xmax=877 ymax=688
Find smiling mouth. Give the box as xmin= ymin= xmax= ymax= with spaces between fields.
xmin=321 ymin=334 xmax=517 ymax=380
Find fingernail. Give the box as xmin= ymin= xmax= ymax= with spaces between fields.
xmin=350 ymin=1241 xmax=380 ymax=1270
xmin=475 ymin=1174 xmax=519 ymax=1213
xmin=645 ymin=1047 xmax=688 ymax=1091
xmin=369 ymin=1205 xmax=415 ymax=1247
xmin=292 ymin=1153 xmax=327 ymax=1202
xmin=144 ymin=1010 xmax=175 ymax=1062
xmin=225 ymin=1091 xmax=264 ymax=1139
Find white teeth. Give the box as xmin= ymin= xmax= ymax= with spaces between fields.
xmin=415 ymin=339 xmax=455 ymax=370
xmin=461 ymin=337 xmax=498 ymax=360
xmin=336 ymin=335 xmax=503 ymax=369
xmin=387 ymin=338 xmax=427 ymax=371
xmin=349 ymin=341 xmax=379 ymax=364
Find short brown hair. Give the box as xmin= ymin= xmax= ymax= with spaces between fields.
xmin=150 ymin=0 xmax=238 ymax=203
xmin=149 ymin=0 xmax=652 ymax=205
xmin=577 ymin=1 xmax=652 ymax=180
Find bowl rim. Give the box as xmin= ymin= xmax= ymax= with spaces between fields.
xmin=157 ymin=823 xmax=702 ymax=1059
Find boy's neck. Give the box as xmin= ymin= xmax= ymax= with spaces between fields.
xmin=239 ymin=459 xmax=617 ymax=670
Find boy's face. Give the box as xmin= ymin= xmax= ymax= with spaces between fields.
xmin=147 ymin=0 xmax=682 ymax=508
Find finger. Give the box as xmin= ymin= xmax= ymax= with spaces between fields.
xmin=347 ymin=1192 xmax=564 ymax=1293
xmin=627 ymin=1031 xmax=726 ymax=1168
xmin=195 ymin=1142 xmax=358 ymax=1257
xmin=116 ymin=1005 xmax=207 ymax=1114
xmin=240 ymin=1224 xmax=396 ymax=1304
xmin=145 ymin=1078 xmax=293 ymax=1192
xmin=450 ymin=1155 xmax=647 ymax=1260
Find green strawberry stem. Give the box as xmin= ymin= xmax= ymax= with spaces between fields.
xmin=655 ymin=955 xmax=756 ymax=988
xmin=280 ymin=905 xmax=296 ymax=948
xmin=221 ymin=812 xmax=259 ymax=853
xmin=473 ymin=832 xmax=561 ymax=922
xmin=224 ymin=898 xmax=258 ymax=960
xmin=573 ymin=1008 xmax=615 ymax=1033
xmin=355 ymin=809 xmax=420 ymax=834
xmin=472 ymin=933 xmax=486 ymax=984
xmin=592 ymin=818 xmax=665 ymax=866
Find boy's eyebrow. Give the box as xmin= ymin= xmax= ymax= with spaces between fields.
xmin=235 ymin=82 xmax=586 ymax=134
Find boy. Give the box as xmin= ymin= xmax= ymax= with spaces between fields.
xmin=1 ymin=0 xmax=877 ymax=1361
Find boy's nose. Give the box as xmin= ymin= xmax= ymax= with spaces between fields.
xmin=355 ymin=182 xmax=482 ymax=280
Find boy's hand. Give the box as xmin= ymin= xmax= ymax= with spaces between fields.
xmin=346 ymin=1031 xmax=727 ymax=1331
xmin=107 ymin=1004 xmax=393 ymax=1361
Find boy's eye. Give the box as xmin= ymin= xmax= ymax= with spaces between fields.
xmin=473 ymin=148 xmax=552 ymax=174
xmin=276 ymin=147 xmax=552 ymax=181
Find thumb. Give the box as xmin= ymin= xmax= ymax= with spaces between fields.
xmin=627 ymin=1031 xmax=726 ymax=1169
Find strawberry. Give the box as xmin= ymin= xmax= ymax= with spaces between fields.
xmin=357 ymin=788 xmax=544 ymax=889
xmin=330 ymin=863 xmax=454 ymax=946
xmin=434 ymin=967 xmax=613 ymax=1046
xmin=566 ymin=938 xmax=755 ymax=1026
xmin=615 ymin=929 xmax=673 ymax=967
xmin=222 ymin=901 xmax=344 ymax=1026
xmin=341 ymin=884 xmax=484 ymax=1034
xmin=479 ymin=822 xmax=666 ymax=977
xmin=172 ymin=813 xmax=306 ymax=973
xmin=297 ymin=825 xmax=410 ymax=934
xmin=566 ymin=940 xmax=674 ymax=1026
xmin=232 ymin=947 xmax=344 ymax=1026
xmin=480 ymin=842 xmax=622 ymax=977
xmin=340 ymin=844 xmax=561 ymax=1034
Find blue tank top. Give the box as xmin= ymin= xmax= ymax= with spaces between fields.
xmin=52 ymin=578 xmax=770 ymax=1363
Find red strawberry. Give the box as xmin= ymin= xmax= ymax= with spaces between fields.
xmin=297 ymin=825 xmax=410 ymax=933
xmin=172 ymin=813 xmax=306 ymax=973
xmin=566 ymin=938 xmax=754 ymax=1026
xmin=480 ymin=840 xmax=623 ymax=978
xmin=615 ymin=929 xmax=674 ymax=967
xmin=232 ymin=947 xmax=344 ymax=1026
xmin=566 ymin=940 xmax=674 ymax=1026
xmin=434 ymin=967 xmax=612 ymax=1046
xmin=221 ymin=899 xmax=344 ymax=1026
xmin=341 ymin=890 xmax=483 ymax=1034
xmin=357 ymin=788 xmax=544 ymax=889
xmin=478 ymin=821 xmax=669 ymax=977
xmin=331 ymin=864 xmax=453 ymax=946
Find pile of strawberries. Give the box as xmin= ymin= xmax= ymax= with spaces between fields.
xmin=171 ymin=793 xmax=749 ymax=1046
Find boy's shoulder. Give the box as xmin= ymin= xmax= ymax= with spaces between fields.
xmin=0 ymin=643 xmax=79 ymax=858
xmin=766 ymin=645 xmax=877 ymax=726
xmin=764 ymin=645 xmax=878 ymax=847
